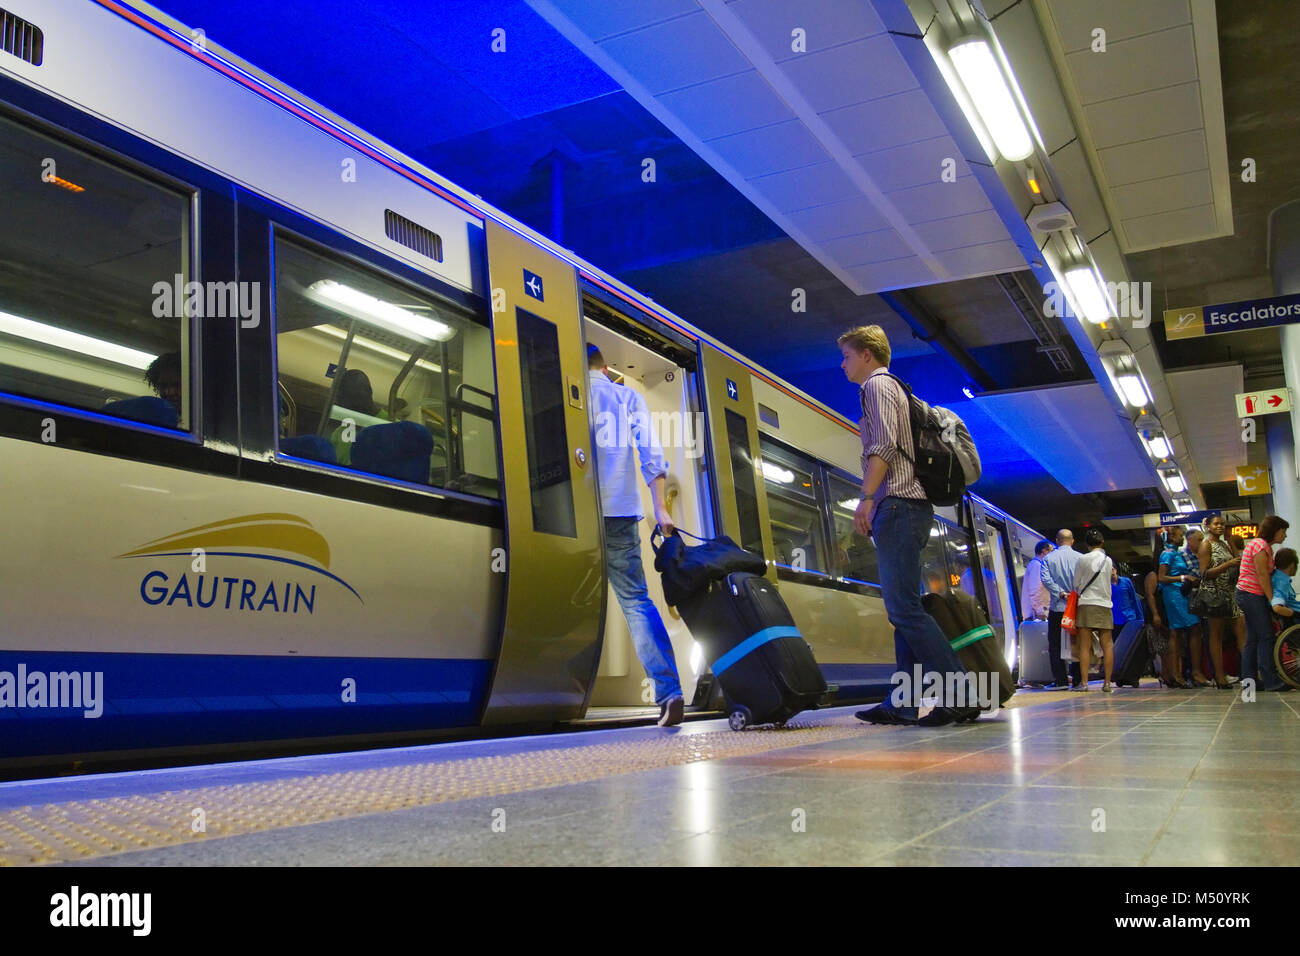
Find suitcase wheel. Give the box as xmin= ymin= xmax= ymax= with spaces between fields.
xmin=727 ymin=706 xmax=751 ymax=731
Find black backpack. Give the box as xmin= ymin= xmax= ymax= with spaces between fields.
xmin=877 ymin=374 xmax=981 ymax=506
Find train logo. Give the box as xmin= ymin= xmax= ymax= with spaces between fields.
xmin=117 ymin=513 xmax=363 ymax=613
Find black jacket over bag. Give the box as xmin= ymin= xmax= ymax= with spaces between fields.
xmin=650 ymin=528 xmax=766 ymax=607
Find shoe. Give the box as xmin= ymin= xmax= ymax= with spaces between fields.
xmin=1048 ymin=681 xmax=1071 ymax=691
xmin=1070 ymin=684 xmax=1089 ymax=692
xmin=1190 ymin=676 xmax=1211 ymax=687
xmin=657 ymin=696 xmax=684 ymax=727
xmin=1214 ymin=681 xmax=1233 ymax=689
xmin=916 ymin=708 xmax=957 ymax=727
xmin=1226 ymin=675 xmax=1241 ymax=684
xmin=1102 ymin=683 xmax=1115 ymax=694
xmin=855 ymin=705 xmax=919 ymax=725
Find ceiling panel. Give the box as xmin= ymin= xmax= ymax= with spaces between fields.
xmin=553 ymin=0 xmax=701 ymax=42
xmin=936 ymin=240 xmax=1028 ymax=278
xmin=1098 ymin=128 xmax=1209 ymax=186
xmin=726 ymin=0 xmax=886 ymax=61
xmin=855 ymin=135 xmax=968 ymax=192
xmin=887 ymin=177 xmax=993 ymax=224
xmin=974 ymin=383 xmax=1156 ymax=493
xmin=657 ymin=69 xmax=795 ymax=138
xmin=1082 ymin=81 xmax=1205 ymax=149
xmin=1064 ymin=25 xmax=1198 ymax=103
xmin=705 ymin=118 xmax=830 ymax=178
xmin=911 ymin=210 xmax=1011 ymax=253
xmin=819 ymin=228 xmax=911 ymax=267
xmin=1111 ymin=169 xmax=1213 ymax=221
xmin=784 ymin=196 xmax=891 ymax=241
xmin=1122 ymin=203 xmax=1219 ymax=249
xmin=777 ymin=34 xmax=916 ymax=112
xmin=1048 ymin=0 xmax=1191 ymax=54
xmin=598 ymin=12 xmax=751 ymax=94
xmin=1164 ymin=365 xmax=1246 ymax=483
xmin=750 ymin=161 xmax=859 ymax=211
xmin=819 ymin=90 xmax=948 ymax=153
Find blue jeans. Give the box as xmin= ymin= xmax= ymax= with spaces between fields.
xmin=872 ymin=497 xmax=969 ymax=718
xmin=605 ymin=517 xmax=682 ymax=704
xmin=1236 ymin=590 xmax=1284 ymax=690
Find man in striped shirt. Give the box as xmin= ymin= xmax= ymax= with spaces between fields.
xmin=839 ymin=325 xmax=978 ymax=726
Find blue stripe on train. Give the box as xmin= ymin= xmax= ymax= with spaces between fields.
xmin=0 ymin=651 xmax=492 ymax=759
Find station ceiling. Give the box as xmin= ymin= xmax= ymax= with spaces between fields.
xmin=145 ymin=0 xmax=1299 ymax=539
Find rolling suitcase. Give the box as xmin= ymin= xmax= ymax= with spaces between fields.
xmin=1017 ymin=619 xmax=1055 ymax=685
xmin=922 ymin=588 xmax=1015 ymax=707
xmin=1112 ymin=620 xmax=1150 ymax=687
xmin=678 ymin=571 xmax=827 ymax=730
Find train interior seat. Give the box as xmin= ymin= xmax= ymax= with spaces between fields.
xmin=280 ymin=434 xmax=336 ymax=463
xmin=350 ymin=420 xmax=434 ymax=483
xmin=100 ymin=396 xmax=179 ymax=429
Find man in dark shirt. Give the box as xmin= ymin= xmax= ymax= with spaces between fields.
xmin=838 ymin=325 xmax=979 ymax=726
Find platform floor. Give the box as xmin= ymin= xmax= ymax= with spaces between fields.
xmin=3 ymin=682 xmax=1298 ymax=867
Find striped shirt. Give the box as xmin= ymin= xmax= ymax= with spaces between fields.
xmin=1237 ymin=538 xmax=1273 ymax=595
xmin=858 ymin=367 xmax=925 ymax=507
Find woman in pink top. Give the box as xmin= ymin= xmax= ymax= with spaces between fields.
xmin=1235 ymin=514 xmax=1291 ymax=692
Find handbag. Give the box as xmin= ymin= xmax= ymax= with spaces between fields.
xmin=1061 ymin=564 xmax=1104 ymax=634
xmin=1189 ymin=582 xmax=1233 ymax=618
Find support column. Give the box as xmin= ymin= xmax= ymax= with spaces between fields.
xmin=1267 ymin=200 xmax=1300 ymax=521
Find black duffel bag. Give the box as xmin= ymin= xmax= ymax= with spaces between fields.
xmin=650 ymin=527 xmax=766 ymax=607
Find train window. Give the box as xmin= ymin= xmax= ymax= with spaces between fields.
xmin=725 ymin=409 xmax=765 ymax=556
xmin=759 ymin=439 xmax=828 ymax=574
xmin=273 ymin=237 xmax=500 ymax=498
xmin=826 ymin=474 xmax=879 ymax=586
xmin=921 ymin=521 xmax=952 ymax=595
xmin=0 ymin=113 xmax=192 ymax=431
xmin=516 ymin=307 xmax=576 ymax=537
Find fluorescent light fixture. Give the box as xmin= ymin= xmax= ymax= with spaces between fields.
xmin=0 ymin=309 xmax=156 ymax=369
xmin=962 ymin=386 xmax=975 ymax=399
xmin=306 ymin=280 xmax=455 ymax=343
xmin=1146 ymin=435 xmax=1171 ymax=459
xmin=947 ymin=38 xmax=1034 ymax=161
xmin=1163 ymin=472 xmax=1187 ymax=494
xmin=1177 ymin=502 xmax=1195 ymax=514
xmin=1117 ymin=373 xmax=1151 ymax=408
xmin=761 ymin=461 xmax=794 ymax=484
xmin=1063 ymin=266 xmax=1114 ymax=325
xmin=316 ymin=325 xmax=443 ymax=374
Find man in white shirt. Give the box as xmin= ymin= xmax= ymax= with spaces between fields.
xmin=588 ymin=345 xmax=684 ymax=726
xmin=1021 ymin=540 xmax=1053 ymax=621
xmin=1040 ymin=529 xmax=1082 ymax=689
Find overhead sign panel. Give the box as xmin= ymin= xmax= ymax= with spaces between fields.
xmin=1236 ymin=465 xmax=1271 ymax=496
xmin=1158 ymin=509 xmax=1220 ymax=527
xmin=1164 ymin=292 xmax=1300 ymax=340
xmin=1235 ymin=388 xmax=1291 ymax=418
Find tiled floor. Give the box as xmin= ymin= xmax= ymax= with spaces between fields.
xmin=5 ymin=682 xmax=1299 ymax=866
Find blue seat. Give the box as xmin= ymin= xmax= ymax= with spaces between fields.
xmin=281 ymin=434 xmax=337 ymax=464
xmin=351 ymin=421 xmax=433 ymax=484
xmin=102 ymin=396 xmax=179 ymax=429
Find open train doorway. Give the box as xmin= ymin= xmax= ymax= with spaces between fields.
xmin=580 ymin=305 xmax=710 ymax=721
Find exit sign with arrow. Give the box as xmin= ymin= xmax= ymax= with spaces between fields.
xmin=1235 ymin=388 xmax=1291 ymax=418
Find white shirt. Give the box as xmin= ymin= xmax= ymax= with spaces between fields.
xmin=1021 ymin=557 xmax=1050 ymax=619
xmin=588 ymin=370 xmax=668 ymax=519
xmin=1073 ymin=550 xmax=1113 ymax=608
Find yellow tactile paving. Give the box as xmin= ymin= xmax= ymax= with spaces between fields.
xmin=1 ymin=720 xmax=870 ymax=866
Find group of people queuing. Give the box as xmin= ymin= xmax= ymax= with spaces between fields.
xmin=1146 ymin=513 xmax=1295 ymax=692
xmin=1024 ymin=528 xmax=1141 ymax=693
xmin=1021 ymin=515 xmax=1297 ymax=692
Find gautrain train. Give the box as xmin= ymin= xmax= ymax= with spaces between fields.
xmin=0 ymin=0 xmax=1045 ymax=775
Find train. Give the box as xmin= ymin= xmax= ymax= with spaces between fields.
xmin=0 ymin=0 xmax=1046 ymax=776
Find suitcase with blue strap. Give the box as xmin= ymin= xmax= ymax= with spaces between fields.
xmin=679 ymin=571 xmax=827 ymax=730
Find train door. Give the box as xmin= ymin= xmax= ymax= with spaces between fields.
xmin=582 ymin=314 xmax=707 ymax=713
xmin=479 ymin=221 xmax=604 ymax=725
xmin=697 ymin=341 xmax=774 ymax=570
xmin=981 ymin=517 xmax=1021 ymax=668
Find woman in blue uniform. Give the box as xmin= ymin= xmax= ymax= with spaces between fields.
xmin=1157 ymin=526 xmax=1203 ymax=686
